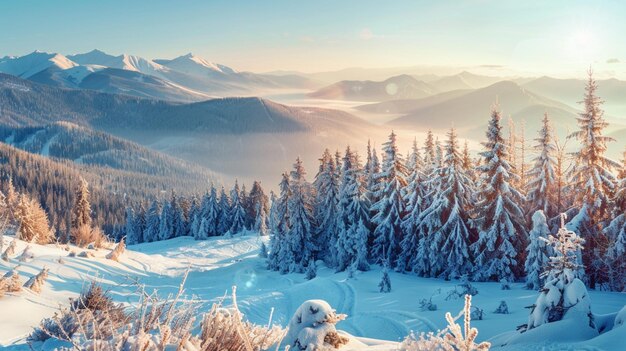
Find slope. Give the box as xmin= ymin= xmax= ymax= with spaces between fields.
xmin=308 ymin=75 xmax=438 ymax=102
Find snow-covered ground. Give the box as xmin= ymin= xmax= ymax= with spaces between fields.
xmin=0 ymin=234 xmax=624 ymax=350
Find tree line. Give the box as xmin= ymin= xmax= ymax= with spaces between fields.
xmin=267 ymin=71 xmax=625 ymax=291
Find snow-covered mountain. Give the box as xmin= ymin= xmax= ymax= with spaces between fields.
xmin=0 ymin=51 xmax=78 ymax=78
xmin=0 ymin=50 xmax=317 ymax=101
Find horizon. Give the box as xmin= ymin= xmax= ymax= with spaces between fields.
xmin=2 ymin=0 xmax=626 ymax=79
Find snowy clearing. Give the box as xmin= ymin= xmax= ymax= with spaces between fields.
xmin=0 ymin=234 xmax=624 ymax=350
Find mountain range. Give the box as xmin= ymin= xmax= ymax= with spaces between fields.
xmin=0 ymin=50 xmax=319 ymax=102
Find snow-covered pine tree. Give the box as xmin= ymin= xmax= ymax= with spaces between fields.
xmin=472 ymin=107 xmax=528 ymax=282
xmin=371 ymin=131 xmax=408 ymax=266
xmin=313 ymin=149 xmax=340 ymax=265
xmin=462 ymin=140 xmax=477 ymax=183
xmin=158 ymin=200 xmax=173 ymax=241
xmin=204 ymin=185 xmax=220 ymax=237
xmin=526 ymin=214 xmax=591 ymax=330
xmin=603 ymin=155 xmax=626 ymax=291
xmin=229 ymin=181 xmax=247 ymax=235
xmin=524 ymin=210 xmax=551 ymax=290
xmin=286 ymin=158 xmax=316 ymax=273
xmin=71 ymin=178 xmax=92 ymax=230
xmin=526 ymin=113 xmax=559 ymax=222
xmin=379 ymin=259 xmax=392 ymax=293
xmin=217 ymin=186 xmax=232 ymax=235
xmin=365 ymin=140 xmax=381 ymax=258
xmin=566 ymin=69 xmax=619 ymax=288
xmin=248 ymin=181 xmax=269 ymax=235
xmin=335 ymin=147 xmax=370 ymax=272
xmin=169 ymin=191 xmax=186 ymax=238
xmin=125 ymin=206 xmax=140 ymax=245
xmin=268 ymin=173 xmax=293 ymax=274
xmin=143 ymin=199 xmax=161 ymax=243
xmin=419 ymin=128 xmax=475 ymax=279
xmin=397 ymin=138 xmax=426 ymax=273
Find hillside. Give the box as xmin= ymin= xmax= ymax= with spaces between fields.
xmin=0 ymin=73 xmax=380 ymax=186
xmin=308 ymin=75 xmax=437 ymax=101
xmin=387 ymin=80 xmax=580 ymax=139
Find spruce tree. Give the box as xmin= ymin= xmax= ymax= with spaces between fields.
xmin=603 ymin=156 xmax=626 ymax=291
xmin=313 ymin=149 xmax=340 ymax=265
xmin=249 ymin=181 xmax=269 ymax=235
xmin=566 ymin=69 xmax=619 ymax=288
xmin=125 ymin=206 xmax=141 ymax=245
xmin=397 ymin=138 xmax=426 ymax=273
xmin=527 ymin=113 xmax=559 ymax=221
xmin=143 ymin=200 xmax=161 ymax=243
xmin=204 ymin=185 xmax=220 ymax=237
xmin=336 ymin=147 xmax=370 ymax=272
xmin=158 ymin=200 xmax=173 ymax=241
xmin=217 ymin=186 xmax=231 ymax=235
xmin=472 ymin=107 xmax=528 ymax=282
xmin=524 ymin=210 xmax=551 ymax=290
xmin=419 ymin=128 xmax=475 ymax=279
xmin=71 ymin=178 xmax=92 ymax=230
xmin=286 ymin=158 xmax=316 ymax=273
xmin=268 ymin=173 xmax=292 ymax=273
xmin=229 ymin=181 xmax=247 ymax=235
xmin=371 ymin=131 xmax=408 ymax=266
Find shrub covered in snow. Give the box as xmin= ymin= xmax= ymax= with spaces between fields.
xmin=493 ymin=301 xmax=509 ymax=314
xmin=1 ymin=239 xmax=16 ymax=261
xmin=525 ymin=215 xmax=593 ymax=331
xmin=283 ymin=299 xmax=348 ymax=350
xmin=23 ymin=267 xmax=49 ymax=294
xmin=106 ymin=237 xmax=126 ymax=261
xmin=18 ymin=244 xmax=35 ymax=262
xmin=1 ymin=268 xmax=22 ymax=293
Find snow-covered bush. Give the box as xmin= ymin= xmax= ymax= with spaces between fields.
xmin=283 ymin=299 xmax=348 ymax=350
xmin=470 ymin=306 xmax=484 ymax=321
xmin=379 ymin=264 xmax=391 ymax=293
xmin=500 ymin=279 xmax=511 ymax=290
xmin=615 ymin=305 xmax=626 ymax=328
xmin=446 ymin=275 xmax=478 ymax=300
xmin=106 ymin=237 xmax=126 ymax=261
xmin=306 ymin=259 xmax=317 ymax=280
xmin=23 ymin=267 xmax=49 ymax=293
xmin=18 ymin=245 xmax=35 ymax=262
xmin=1 ymin=239 xmax=16 ymax=261
xmin=259 ymin=241 xmax=269 ymax=258
xmin=493 ymin=301 xmax=509 ymax=314
xmin=77 ymin=250 xmax=94 ymax=258
xmin=2 ymin=268 xmax=22 ymax=292
xmin=419 ymin=289 xmax=440 ymax=311
xmin=525 ymin=215 xmax=593 ymax=331
xmin=71 ymin=224 xmax=106 ymax=248
xmin=400 ymin=295 xmax=490 ymax=351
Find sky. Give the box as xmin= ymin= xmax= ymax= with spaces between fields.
xmin=1 ymin=0 xmax=625 ymax=77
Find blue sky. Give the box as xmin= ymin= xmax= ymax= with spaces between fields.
xmin=1 ymin=0 xmax=624 ymax=76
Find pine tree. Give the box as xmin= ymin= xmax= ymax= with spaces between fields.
xmin=313 ymin=149 xmax=340 ymax=265
xmin=305 ymin=259 xmax=317 ymax=280
xmin=71 ymin=178 xmax=92 ymax=230
xmin=268 ymin=173 xmax=293 ymax=273
xmin=229 ymin=181 xmax=247 ymax=235
xmin=524 ymin=210 xmax=551 ymax=290
xmin=419 ymin=128 xmax=475 ymax=279
xmin=249 ymin=181 xmax=269 ymax=235
xmin=217 ymin=186 xmax=231 ymax=235
xmin=603 ymin=155 xmax=626 ymax=291
xmin=286 ymin=158 xmax=316 ymax=273
xmin=472 ymin=107 xmax=528 ymax=282
xmin=527 ymin=113 xmax=559 ymax=221
xmin=379 ymin=259 xmax=392 ymax=293
xmin=14 ymin=194 xmax=52 ymax=244
xmin=397 ymin=138 xmax=426 ymax=273
xmin=566 ymin=69 xmax=619 ymax=288
xmin=335 ymin=148 xmax=370 ymax=272
xmin=125 ymin=206 xmax=140 ymax=245
xmin=371 ymin=131 xmax=408 ymax=266
xmin=526 ymin=214 xmax=590 ymax=330
xmin=204 ymin=185 xmax=220 ymax=237
xmin=143 ymin=200 xmax=161 ymax=243
xmin=158 ymin=200 xmax=173 ymax=241
xmin=169 ymin=191 xmax=185 ymax=238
